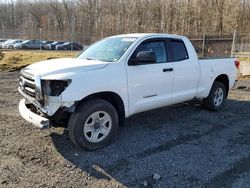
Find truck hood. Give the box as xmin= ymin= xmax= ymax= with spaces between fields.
xmin=25 ymin=58 xmax=109 ymax=77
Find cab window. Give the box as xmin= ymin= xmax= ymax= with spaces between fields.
xmin=169 ymin=39 xmax=189 ymax=61
xmin=131 ymin=40 xmax=167 ymax=63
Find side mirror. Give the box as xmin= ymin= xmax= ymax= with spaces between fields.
xmin=129 ymin=51 xmax=156 ymax=65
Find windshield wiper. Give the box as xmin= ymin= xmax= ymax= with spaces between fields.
xmin=85 ymin=57 xmax=96 ymax=60
xmin=84 ymin=57 xmax=107 ymax=62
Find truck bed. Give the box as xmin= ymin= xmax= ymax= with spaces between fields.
xmin=199 ymin=56 xmax=233 ymax=60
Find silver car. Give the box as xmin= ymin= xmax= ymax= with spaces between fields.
xmin=0 ymin=39 xmax=7 ymax=49
xmin=14 ymin=40 xmax=46 ymax=49
xmin=2 ymin=39 xmax=23 ymax=49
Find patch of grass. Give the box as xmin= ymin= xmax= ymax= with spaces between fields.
xmin=0 ymin=50 xmax=78 ymax=71
xmin=235 ymin=52 xmax=250 ymax=62
xmin=238 ymin=75 xmax=250 ymax=80
xmin=0 ymin=50 xmax=4 ymax=61
xmin=239 ymin=57 xmax=250 ymax=62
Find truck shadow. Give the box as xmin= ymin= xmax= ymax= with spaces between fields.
xmin=51 ymin=98 xmax=250 ymax=187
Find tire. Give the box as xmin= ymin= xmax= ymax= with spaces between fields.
xmin=203 ymin=81 xmax=226 ymax=111
xmin=8 ymin=45 xmax=14 ymax=49
xmin=68 ymin=99 xmax=119 ymax=150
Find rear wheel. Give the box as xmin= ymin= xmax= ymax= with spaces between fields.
xmin=68 ymin=99 xmax=119 ymax=150
xmin=203 ymin=81 xmax=226 ymax=111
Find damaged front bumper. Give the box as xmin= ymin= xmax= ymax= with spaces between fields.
xmin=19 ymin=99 xmax=50 ymax=129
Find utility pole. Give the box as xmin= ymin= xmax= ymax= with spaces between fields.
xmin=39 ymin=28 xmax=42 ymax=51
xmin=202 ymin=33 xmax=206 ymax=57
xmin=71 ymin=18 xmax=74 ymax=51
xmin=1 ymin=23 xmax=5 ymax=39
xmin=240 ymin=39 xmax=244 ymax=52
xmin=3 ymin=0 xmax=6 ymax=39
xmin=70 ymin=1 xmax=75 ymax=51
xmin=240 ymin=0 xmax=246 ymax=34
xmin=231 ymin=30 xmax=236 ymax=57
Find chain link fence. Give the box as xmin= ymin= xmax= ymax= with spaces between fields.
xmin=190 ymin=31 xmax=250 ymax=58
xmin=234 ymin=34 xmax=250 ymax=58
xmin=0 ymin=30 xmax=250 ymax=57
xmin=190 ymin=35 xmax=233 ymax=57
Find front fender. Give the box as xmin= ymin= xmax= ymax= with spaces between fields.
xmin=60 ymin=63 xmax=130 ymax=117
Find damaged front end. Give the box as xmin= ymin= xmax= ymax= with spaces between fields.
xmin=18 ymin=68 xmax=75 ymax=128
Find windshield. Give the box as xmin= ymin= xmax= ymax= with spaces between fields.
xmin=78 ymin=37 xmax=137 ymax=62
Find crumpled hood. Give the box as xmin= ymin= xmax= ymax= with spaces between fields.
xmin=25 ymin=58 xmax=109 ymax=77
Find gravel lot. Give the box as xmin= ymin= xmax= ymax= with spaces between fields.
xmin=0 ymin=71 xmax=250 ymax=188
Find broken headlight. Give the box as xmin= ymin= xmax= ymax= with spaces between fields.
xmin=42 ymin=79 xmax=71 ymax=96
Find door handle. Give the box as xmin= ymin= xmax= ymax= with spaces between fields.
xmin=163 ymin=68 xmax=173 ymax=72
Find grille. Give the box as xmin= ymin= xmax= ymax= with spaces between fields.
xmin=19 ymin=70 xmax=36 ymax=99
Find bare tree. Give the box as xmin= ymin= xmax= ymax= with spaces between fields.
xmin=0 ymin=0 xmax=249 ymax=43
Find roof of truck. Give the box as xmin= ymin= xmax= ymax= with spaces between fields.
xmin=111 ymin=33 xmax=185 ymax=39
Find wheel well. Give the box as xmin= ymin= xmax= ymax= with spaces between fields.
xmin=214 ymin=74 xmax=229 ymax=97
xmin=78 ymin=92 xmax=125 ymax=125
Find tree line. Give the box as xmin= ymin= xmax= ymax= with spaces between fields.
xmin=0 ymin=0 xmax=249 ymax=44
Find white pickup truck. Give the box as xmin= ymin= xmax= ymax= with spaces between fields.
xmin=18 ymin=34 xmax=239 ymax=150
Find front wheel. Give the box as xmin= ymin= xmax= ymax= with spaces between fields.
xmin=68 ymin=99 xmax=119 ymax=150
xmin=203 ymin=81 xmax=226 ymax=111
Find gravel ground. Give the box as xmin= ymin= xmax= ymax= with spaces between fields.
xmin=0 ymin=71 xmax=250 ymax=188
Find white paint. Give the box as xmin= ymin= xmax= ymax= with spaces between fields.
xmin=18 ymin=33 xmax=238 ymax=126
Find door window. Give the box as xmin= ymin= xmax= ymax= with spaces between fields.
xmin=131 ymin=40 xmax=167 ymax=63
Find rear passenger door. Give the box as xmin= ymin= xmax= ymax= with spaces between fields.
xmin=167 ymin=39 xmax=200 ymax=103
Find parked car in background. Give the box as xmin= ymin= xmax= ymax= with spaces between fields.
xmin=2 ymin=39 xmax=10 ymax=48
xmin=2 ymin=39 xmax=23 ymax=49
xmin=42 ymin=41 xmax=54 ymax=50
xmin=0 ymin=39 xmax=7 ymax=48
xmin=47 ymin=41 xmax=65 ymax=50
xmin=1 ymin=39 xmax=12 ymax=48
xmin=0 ymin=39 xmax=10 ymax=48
xmin=56 ymin=42 xmax=83 ymax=51
xmin=14 ymin=40 xmax=47 ymax=50
xmin=43 ymin=40 xmax=54 ymax=45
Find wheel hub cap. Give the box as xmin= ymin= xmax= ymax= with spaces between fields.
xmin=94 ymin=122 xmax=101 ymax=129
xmin=214 ymin=88 xmax=224 ymax=107
xmin=83 ymin=111 xmax=112 ymax=143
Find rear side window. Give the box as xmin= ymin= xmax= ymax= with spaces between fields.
xmin=170 ymin=39 xmax=189 ymax=62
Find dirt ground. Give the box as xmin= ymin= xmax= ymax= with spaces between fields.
xmin=0 ymin=71 xmax=250 ymax=188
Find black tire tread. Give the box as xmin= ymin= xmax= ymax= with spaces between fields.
xmin=68 ymin=99 xmax=118 ymax=150
xmin=204 ymin=81 xmax=226 ymax=111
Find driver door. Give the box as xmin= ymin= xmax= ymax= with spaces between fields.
xmin=126 ymin=38 xmax=174 ymax=115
